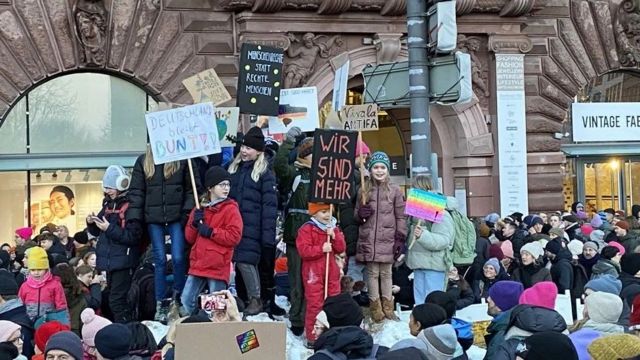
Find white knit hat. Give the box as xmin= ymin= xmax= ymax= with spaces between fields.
xmin=316 ymin=310 xmax=330 ymax=329
xmin=520 ymin=242 xmax=544 ymax=260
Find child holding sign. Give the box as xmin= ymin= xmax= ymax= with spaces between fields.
xmin=355 ymin=151 xmax=406 ymax=322
xmin=296 ymin=203 xmax=346 ymax=344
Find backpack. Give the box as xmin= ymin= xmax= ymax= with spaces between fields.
xmin=448 ymin=209 xmax=477 ymax=266
xmin=128 ymin=263 xmax=155 ymax=321
xmin=104 ymin=201 xmax=129 ymax=228
xmin=316 ymin=344 xmax=380 ymax=360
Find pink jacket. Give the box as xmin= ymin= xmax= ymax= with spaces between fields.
xmin=18 ymin=271 xmax=67 ymax=321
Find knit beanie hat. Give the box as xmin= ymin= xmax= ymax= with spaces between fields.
xmin=630 ymin=295 xmax=640 ymax=330
xmin=484 ymin=258 xmax=500 ymax=273
xmin=621 ymin=253 xmax=640 ymax=276
xmin=500 ymin=240 xmax=514 ymax=259
xmin=411 ymin=304 xmax=448 ymax=330
xmin=584 ymin=274 xmax=622 ymax=295
xmin=488 ymin=280 xmax=524 ymax=312
xmin=315 ymin=311 xmax=330 ymax=329
xmin=242 ymin=126 xmax=265 ymax=152
xmin=488 ymin=245 xmax=504 ymax=261
xmin=521 ymin=331 xmax=578 ymax=360
xmin=590 ymin=230 xmax=605 ymax=243
xmin=0 ymin=270 xmax=17 ymax=296
xmin=308 ymin=203 xmax=331 ymax=216
xmin=35 ymin=321 xmax=70 ymax=353
xmin=73 ymin=231 xmax=89 ymax=245
xmin=563 ymin=214 xmax=579 ymax=224
xmin=580 ymin=224 xmax=594 ymax=237
xmin=567 ymin=240 xmax=584 ymax=258
xmin=616 ymin=220 xmax=630 ymax=231
xmin=418 ymin=324 xmax=457 ymax=360
xmin=80 ymin=308 xmax=112 ymax=347
xmin=519 ymin=281 xmax=558 ymax=309
xmin=102 ymin=165 xmax=130 ymax=191
xmin=323 ymin=293 xmax=364 ymax=327
xmin=610 ymin=241 xmax=626 ymax=256
xmin=95 ymin=324 xmax=132 ymax=359
xmin=523 ymin=215 xmax=544 ymax=230
xmin=15 ymin=227 xmax=32 ymax=240
xmin=204 ymin=166 xmax=231 ymax=189
xmin=478 ymin=223 xmax=491 ymax=238
xmin=588 ymin=334 xmax=640 ymax=360
xmin=27 ymin=246 xmax=49 ymax=270
xmin=379 ymin=347 xmax=429 ymax=360
xmin=591 ymin=214 xmax=603 ymax=229
xmin=520 ymin=242 xmax=544 ymax=260
xmin=297 ymin=137 xmax=314 ymax=159
xmin=45 ymin=331 xmax=83 ymax=360
xmin=569 ymin=329 xmax=602 ymax=360
xmin=549 ymin=228 xmax=564 ymax=239
xmin=545 ymin=240 xmax=563 ymax=255
xmin=585 ymin=291 xmax=623 ymax=323
xmin=485 ymin=213 xmax=500 ymax=227
xmin=0 ymin=321 xmax=20 ymax=342
xmin=355 ymin=139 xmax=370 ymax=157
xmin=583 ymin=241 xmax=598 ymax=252
xmin=368 ymin=151 xmax=390 ymax=170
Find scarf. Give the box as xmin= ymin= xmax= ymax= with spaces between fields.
xmin=204 ymin=197 xmax=227 ymax=207
xmin=309 ymin=217 xmax=337 ymax=231
xmin=520 ymin=263 xmax=542 ymax=289
xmin=26 ymin=270 xmax=53 ymax=289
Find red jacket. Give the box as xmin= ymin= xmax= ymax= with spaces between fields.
xmin=185 ymin=199 xmax=243 ymax=283
xmin=297 ymin=222 xmax=346 ymax=284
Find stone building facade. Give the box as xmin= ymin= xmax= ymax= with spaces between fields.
xmin=0 ymin=0 xmax=635 ymax=215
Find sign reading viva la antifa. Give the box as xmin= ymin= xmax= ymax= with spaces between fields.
xmin=309 ymin=129 xmax=358 ymax=204
xmin=339 ymin=104 xmax=379 ymax=131
xmin=237 ymin=43 xmax=284 ymax=116
xmin=572 ymin=102 xmax=640 ymax=142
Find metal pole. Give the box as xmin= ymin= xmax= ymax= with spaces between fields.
xmin=407 ymin=0 xmax=431 ymax=177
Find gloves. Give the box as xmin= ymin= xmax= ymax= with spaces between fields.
xmin=197 ymin=223 xmax=214 ymax=238
xmin=393 ymin=232 xmax=406 ymax=260
xmin=358 ymin=204 xmax=374 ymax=220
xmin=286 ymin=126 xmax=303 ymax=143
xmin=192 ymin=208 xmax=204 ymax=227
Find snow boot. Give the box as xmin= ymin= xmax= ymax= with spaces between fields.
xmin=244 ymin=297 xmax=263 ymax=316
xmin=370 ymin=298 xmax=385 ymax=323
xmin=154 ymin=301 xmax=169 ymax=323
xmin=381 ymin=297 xmax=398 ymax=320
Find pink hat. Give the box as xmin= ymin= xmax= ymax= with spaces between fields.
xmin=610 ymin=241 xmax=626 ymax=256
xmin=355 ymin=139 xmax=370 ymax=157
xmin=80 ymin=308 xmax=112 ymax=346
xmin=519 ymin=281 xmax=558 ymax=310
xmin=581 ymin=224 xmax=594 ymax=237
xmin=15 ymin=227 xmax=32 ymax=240
xmin=0 ymin=320 xmax=20 ymax=342
xmin=500 ymin=240 xmax=514 ymax=259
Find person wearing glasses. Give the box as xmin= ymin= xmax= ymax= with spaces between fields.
xmin=0 ymin=320 xmax=25 ymax=359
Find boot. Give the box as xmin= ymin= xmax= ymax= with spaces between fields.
xmin=369 ymin=298 xmax=385 ymax=323
xmin=244 ymin=297 xmax=263 ymax=316
xmin=154 ymin=301 xmax=169 ymax=323
xmin=381 ymin=297 xmax=398 ymax=320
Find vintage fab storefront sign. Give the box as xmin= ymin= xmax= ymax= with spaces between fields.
xmin=572 ymin=102 xmax=640 ymax=142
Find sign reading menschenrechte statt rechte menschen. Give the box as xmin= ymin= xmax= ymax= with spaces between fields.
xmin=237 ymin=43 xmax=285 ymax=116
xmin=145 ymin=103 xmax=221 ymax=165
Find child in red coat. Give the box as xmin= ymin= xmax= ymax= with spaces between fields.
xmin=181 ymin=166 xmax=243 ymax=315
xmin=297 ymin=203 xmax=346 ymax=344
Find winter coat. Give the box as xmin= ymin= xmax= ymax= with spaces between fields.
xmin=619 ymin=233 xmax=640 ymax=254
xmin=355 ymin=181 xmax=406 ymax=264
xmin=337 ymin=168 xmax=363 ymax=257
xmin=89 ymin=194 xmax=143 ymax=272
xmin=47 ymin=241 xmax=68 ymax=267
xmin=620 ymin=272 xmax=640 ymax=309
xmin=0 ymin=298 xmax=34 ymax=359
xmin=80 ymin=282 xmax=102 ymax=311
xmin=18 ymin=271 xmax=68 ymax=321
xmin=128 ymin=155 xmax=201 ymax=224
xmin=406 ymin=197 xmax=457 ymax=272
xmin=446 ymin=278 xmax=475 ymax=310
xmin=184 ymin=199 xmax=243 ymax=283
xmin=483 ymin=310 xmax=511 ymax=360
xmin=297 ymin=221 xmax=346 ymax=293
xmin=275 ymin=140 xmax=311 ymax=247
xmin=390 ymin=329 xmax=466 ymax=359
xmin=578 ymin=253 xmax=600 ymax=279
xmin=508 ymin=229 xmax=529 ymax=261
xmin=65 ymin=287 xmax=87 ymax=336
xmin=480 ymin=270 xmax=511 ymax=299
xmin=565 ymin=223 xmax=581 ymax=241
xmin=392 ymin=262 xmax=415 ymax=308
xmin=228 ymin=159 xmax=278 ymax=265
xmin=468 ymin=237 xmax=491 ymax=283
xmin=511 ymin=263 xmax=552 ymax=289
xmin=549 ymin=249 xmax=574 ymax=294
xmin=309 ymin=326 xmax=388 ymax=360
xmin=591 ymin=258 xmax=621 ymax=279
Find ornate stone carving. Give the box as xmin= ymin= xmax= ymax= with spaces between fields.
xmin=284 ymin=32 xmax=343 ymax=88
xmin=73 ymin=0 xmax=108 ymax=66
xmin=318 ymin=0 xmax=352 ymax=14
xmin=500 ymin=0 xmax=536 ymax=16
xmin=488 ymin=34 xmax=533 ymax=53
xmin=374 ymin=33 xmax=402 ymax=64
xmin=456 ymin=35 xmax=490 ymax=102
xmin=615 ymin=0 xmax=640 ymax=67
xmin=151 ymin=0 xmax=161 ymax=8
xmin=240 ymin=33 xmax=291 ymax=50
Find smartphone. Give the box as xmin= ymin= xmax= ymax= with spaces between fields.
xmin=200 ymin=294 xmax=227 ymax=312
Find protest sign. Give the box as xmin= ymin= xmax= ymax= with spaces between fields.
xmin=268 ymin=86 xmax=319 ymax=134
xmin=237 ymin=43 xmax=284 ymax=116
xmin=182 ymin=68 xmax=232 ymax=106
xmin=145 ymin=102 xmax=221 ymax=165
xmin=176 ymin=322 xmax=286 ymax=360
xmin=309 ymin=129 xmax=357 ymax=204
xmin=339 ymin=104 xmax=379 ymax=131
xmin=213 ymin=107 xmax=239 ymax=147
xmin=405 ymin=188 xmax=447 ymax=223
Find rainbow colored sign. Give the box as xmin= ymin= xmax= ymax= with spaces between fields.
xmin=405 ymin=188 xmax=447 ymax=223
xmin=235 ymin=329 xmax=260 ymax=354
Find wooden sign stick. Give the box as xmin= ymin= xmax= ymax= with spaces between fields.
xmin=407 ymin=219 xmax=424 ymax=250
xmin=187 ymin=158 xmax=201 ymax=210
xmin=357 ymin=131 xmax=367 ymax=205
xmin=324 ymin=204 xmax=334 ymax=300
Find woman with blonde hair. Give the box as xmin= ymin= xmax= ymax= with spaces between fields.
xmin=228 ymin=127 xmax=278 ymax=315
xmin=129 ymin=144 xmax=201 ymax=322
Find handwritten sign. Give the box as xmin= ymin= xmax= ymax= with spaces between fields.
xmin=339 ymin=104 xmax=379 ymax=131
xmin=405 ymin=188 xmax=447 ymax=223
xmin=145 ymin=103 xmax=221 ymax=165
xmin=309 ymin=129 xmax=357 ymax=204
xmin=214 ymin=107 xmax=240 ymax=147
xmin=182 ymin=68 xmax=232 ymax=106
xmin=237 ymin=43 xmax=284 ymax=116
xmin=268 ymin=86 xmax=319 ymax=134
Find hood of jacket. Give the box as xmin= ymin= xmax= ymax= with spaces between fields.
xmin=446 ymin=196 xmax=458 ymax=211
xmin=314 ymin=326 xmax=374 ymax=357
xmin=593 ymin=258 xmax=621 ymax=274
xmin=504 ymin=304 xmax=567 ymax=340
xmin=551 ymin=248 xmax=574 ymax=264
xmin=582 ymin=320 xmax=624 ymax=335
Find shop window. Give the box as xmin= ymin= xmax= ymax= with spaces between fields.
xmin=0 ymin=98 xmax=27 ymax=154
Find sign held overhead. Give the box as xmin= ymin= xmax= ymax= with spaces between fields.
xmin=309 ymin=129 xmax=357 ymax=204
xmin=237 ymin=44 xmax=285 ymax=116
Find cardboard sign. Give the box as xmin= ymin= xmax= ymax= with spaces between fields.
xmin=175 ymin=322 xmax=286 ymax=360
xmin=405 ymin=188 xmax=447 ymax=223
xmin=145 ymin=103 xmax=221 ymax=165
xmin=182 ymin=68 xmax=232 ymax=106
xmin=268 ymin=86 xmax=319 ymax=134
xmin=214 ymin=107 xmax=239 ymax=147
xmin=237 ymin=43 xmax=284 ymax=116
xmin=309 ymin=129 xmax=357 ymax=204
xmin=339 ymin=104 xmax=379 ymax=131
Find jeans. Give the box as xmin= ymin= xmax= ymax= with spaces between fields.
xmin=236 ymin=263 xmax=261 ymax=299
xmin=413 ymin=269 xmax=446 ymax=305
xmin=148 ymin=222 xmax=186 ymax=302
xmin=347 ymin=257 xmax=367 ymax=284
xmin=107 ymin=268 xmax=133 ymax=323
xmin=180 ymin=275 xmax=227 ymax=315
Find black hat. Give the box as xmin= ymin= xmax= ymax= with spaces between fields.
xmin=411 ymin=303 xmax=448 ymax=330
xmin=73 ymin=231 xmax=89 ymax=245
xmin=45 ymin=331 xmax=83 ymax=360
xmin=204 ymin=166 xmax=231 ymax=189
xmin=519 ymin=331 xmax=578 ymax=360
xmin=0 ymin=270 xmax=17 ymax=297
xmin=323 ymin=293 xmax=364 ymax=327
xmin=0 ymin=251 xmax=9 ymax=271
xmin=425 ymin=291 xmax=456 ymax=319
xmin=544 ymin=239 xmax=563 ymax=255
xmin=95 ymin=324 xmax=132 ymax=359
xmin=242 ymin=127 xmax=265 ymax=152
xmin=562 ymin=214 xmax=579 ymax=223
xmin=622 ymin=253 xmax=640 ymax=276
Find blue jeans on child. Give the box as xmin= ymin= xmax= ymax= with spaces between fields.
xmin=181 ymin=275 xmax=227 ymax=315
xmin=413 ymin=269 xmax=446 ymax=305
xmin=148 ymin=222 xmax=187 ymax=302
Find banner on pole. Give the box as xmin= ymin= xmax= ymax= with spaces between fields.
xmin=405 ymin=188 xmax=447 ymax=223
xmin=237 ymin=44 xmax=285 ymax=116
xmin=145 ymin=103 xmax=221 ymax=165
xmin=309 ymin=129 xmax=357 ymax=204
xmin=182 ymin=68 xmax=232 ymax=106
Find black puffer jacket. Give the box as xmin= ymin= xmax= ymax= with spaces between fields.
xmin=128 ymin=154 xmax=201 ymax=224
xmin=309 ymin=326 xmax=388 ymax=360
xmin=549 ymin=249 xmax=574 ymax=294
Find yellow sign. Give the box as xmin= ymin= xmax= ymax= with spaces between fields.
xmin=182 ymin=68 xmax=232 ymax=106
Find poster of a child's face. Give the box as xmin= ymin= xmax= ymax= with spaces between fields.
xmin=49 ymin=185 xmax=76 ymax=219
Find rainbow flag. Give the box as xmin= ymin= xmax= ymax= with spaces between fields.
xmin=235 ymin=329 xmax=260 ymax=354
xmin=405 ymin=188 xmax=447 ymax=223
